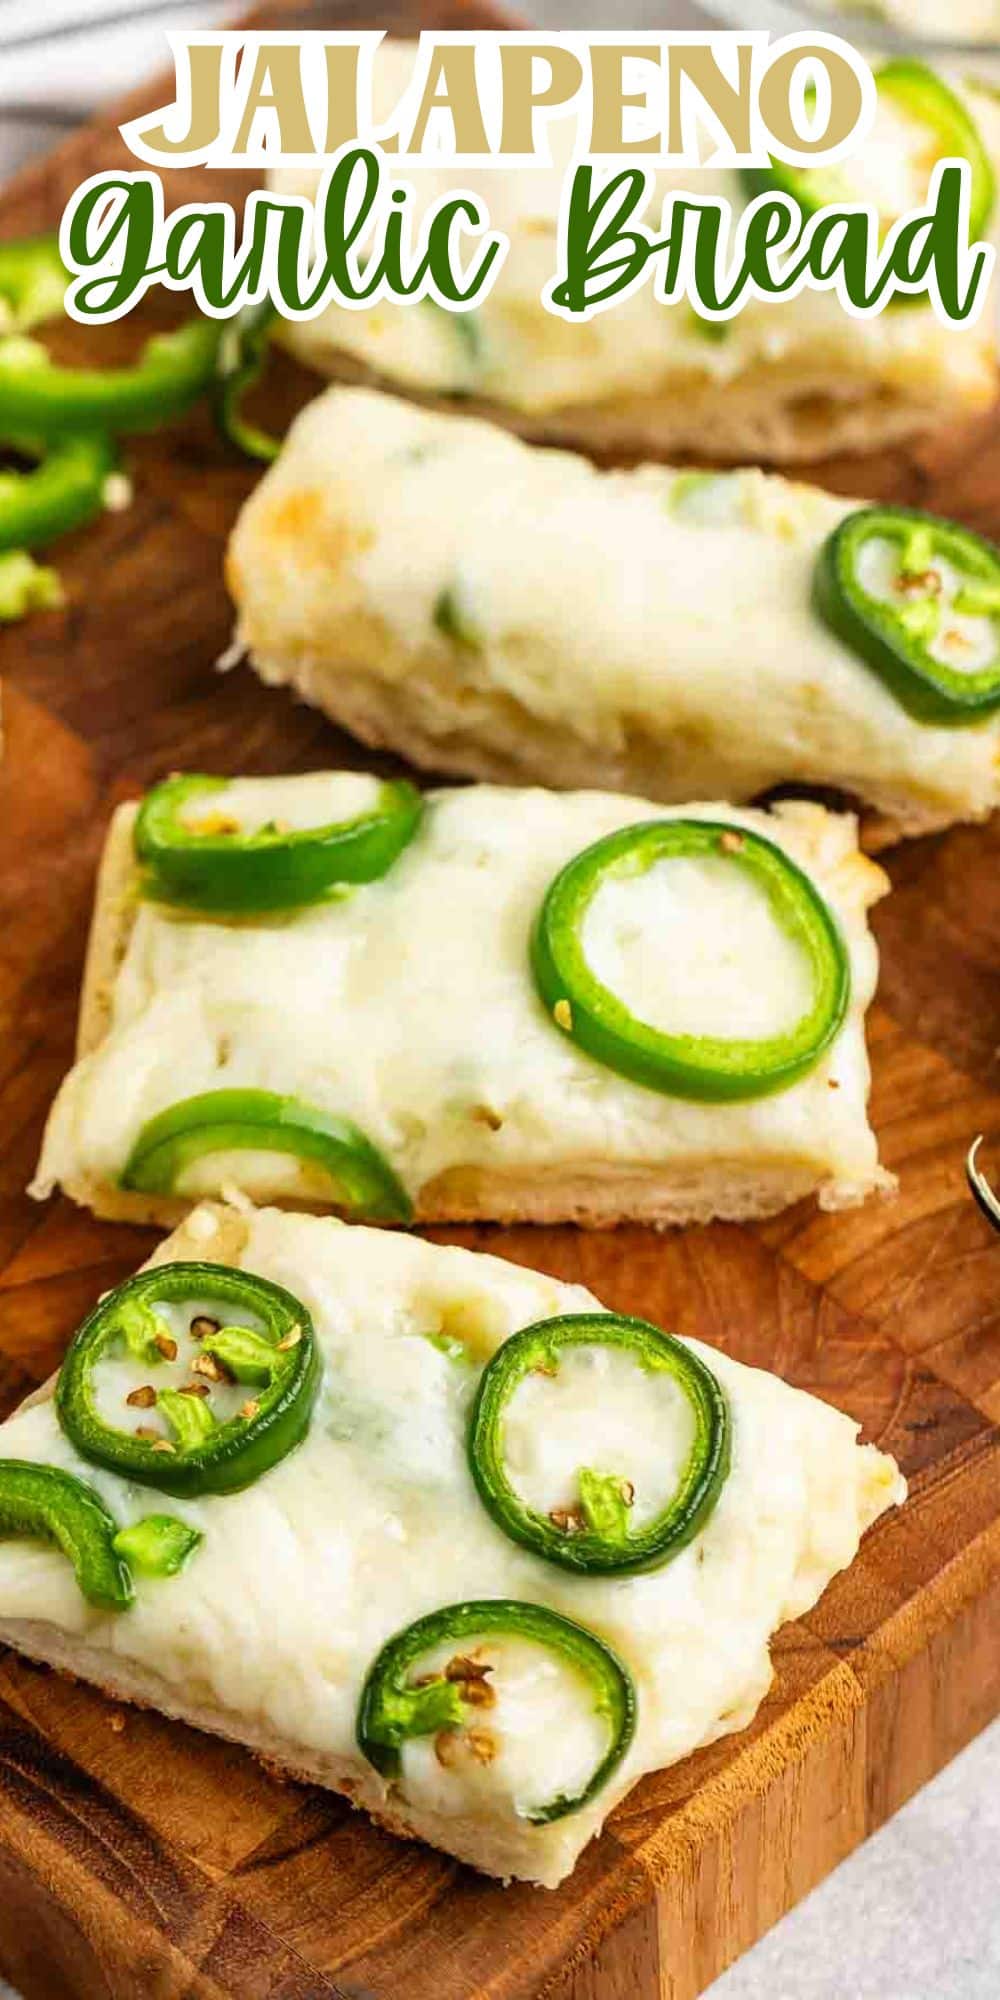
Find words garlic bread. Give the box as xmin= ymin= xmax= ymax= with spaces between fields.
xmin=268 ymin=43 xmax=1000 ymax=463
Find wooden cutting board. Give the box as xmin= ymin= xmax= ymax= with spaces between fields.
xmin=1 ymin=6 xmax=1000 ymax=1997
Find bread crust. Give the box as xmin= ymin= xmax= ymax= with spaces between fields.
xmin=39 ymin=1160 xmax=893 ymax=1233
xmin=77 ymin=802 xmax=139 ymax=1061
xmin=278 ymin=334 xmax=997 ymax=467
xmin=0 ymin=1201 xmax=904 ymax=1887
xmin=0 ymin=1615 xmax=615 ymax=1885
xmin=245 ymin=650 xmax=978 ymax=847
xmin=38 ymin=797 xmax=892 ymax=1232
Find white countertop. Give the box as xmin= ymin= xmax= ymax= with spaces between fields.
xmin=708 ymin=1717 xmax=1000 ymax=2000
xmin=534 ymin=1 xmax=1000 ymax=1981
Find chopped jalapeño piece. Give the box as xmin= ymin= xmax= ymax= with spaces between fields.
xmin=0 ymin=1460 xmax=133 ymax=1610
xmin=815 ymin=506 xmax=1000 ymax=724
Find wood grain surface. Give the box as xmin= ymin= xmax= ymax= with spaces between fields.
xmin=1 ymin=7 xmax=1000 ymax=1998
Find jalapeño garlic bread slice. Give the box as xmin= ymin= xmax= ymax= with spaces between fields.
xmin=227 ymin=391 xmax=1000 ymax=838
xmin=0 ymin=1201 xmax=905 ymax=1887
xmin=266 ymin=43 xmax=1000 ymax=464
xmin=33 ymin=776 xmax=890 ymax=1229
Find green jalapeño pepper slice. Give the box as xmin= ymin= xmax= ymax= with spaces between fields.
xmin=0 ymin=431 xmax=115 ymax=553
xmin=743 ymin=61 xmax=995 ymax=244
xmin=357 ymin=1599 xmax=636 ymax=1823
xmin=56 ymin=1261 xmax=321 ymax=1497
xmin=214 ymin=301 xmax=281 ymax=463
xmin=0 ymin=318 xmax=222 ymax=440
xmin=134 ymin=772 xmax=423 ymax=913
xmin=120 ymin=1089 xmax=412 ymax=1224
xmin=0 ymin=1460 xmax=133 ymax=1610
xmin=468 ymin=1314 xmax=730 ymax=1577
xmin=0 ymin=234 xmax=68 ymax=333
xmin=815 ymin=506 xmax=1000 ymax=725
xmin=531 ymin=819 xmax=849 ymax=1102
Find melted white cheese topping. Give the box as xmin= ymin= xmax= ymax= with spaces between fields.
xmin=580 ymin=853 xmax=816 ymax=1040
xmin=0 ymin=1205 xmax=905 ymax=1884
xmin=34 ymin=782 xmax=885 ymax=1212
xmin=502 ymin=1344 xmax=698 ymax=1531
xmin=837 ymin=0 xmax=1000 ymax=41
xmin=91 ymin=1293 xmax=264 ymax=1434
xmin=228 ymin=392 xmax=1000 ymax=824
xmin=180 ymin=770 xmax=382 ymax=837
xmin=856 ymin=537 xmax=1000 ymax=676
xmin=267 ymin=44 xmax=1000 ymax=416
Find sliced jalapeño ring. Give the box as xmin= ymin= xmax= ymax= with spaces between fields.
xmin=743 ymin=60 xmax=995 ymax=245
xmin=56 ymin=1260 xmax=321 ymax=1498
xmin=531 ymin=818 xmax=850 ymax=1101
xmin=468 ymin=1313 xmax=730 ymax=1576
xmin=0 ymin=1459 xmax=133 ymax=1610
xmin=356 ymin=1597 xmax=637 ymax=1824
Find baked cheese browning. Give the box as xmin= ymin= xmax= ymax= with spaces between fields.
xmin=266 ymin=44 xmax=1000 ymax=463
xmin=227 ymin=392 xmax=1000 ymax=834
xmin=0 ymin=1202 xmax=906 ymax=1885
xmin=32 ymin=780 xmax=890 ymax=1229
